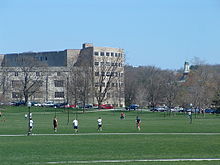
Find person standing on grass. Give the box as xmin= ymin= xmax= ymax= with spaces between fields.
xmin=73 ymin=119 xmax=79 ymax=133
xmin=97 ymin=117 xmax=102 ymax=131
xmin=136 ymin=116 xmax=141 ymax=131
xmin=29 ymin=118 xmax=34 ymax=133
xmin=53 ymin=117 xmax=58 ymax=133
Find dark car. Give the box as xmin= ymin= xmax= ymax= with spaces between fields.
xmin=126 ymin=104 xmax=139 ymax=110
xmin=54 ymin=102 xmax=68 ymax=108
xmin=205 ymin=109 xmax=216 ymax=114
xmin=14 ymin=101 xmax=26 ymax=106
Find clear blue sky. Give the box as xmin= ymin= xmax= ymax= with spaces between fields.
xmin=1 ymin=0 xmax=220 ymax=70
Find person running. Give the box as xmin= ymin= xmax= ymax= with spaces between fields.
xmin=136 ymin=116 xmax=141 ymax=131
xmin=120 ymin=112 xmax=125 ymax=120
xmin=73 ymin=119 xmax=79 ymax=133
xmin=29 ymin=118 xmax=34 ymax=134
xmin=53 ymin=117 xmax=58 ymax=133
xmin=97 ymin=117 xmax=102 ymax=131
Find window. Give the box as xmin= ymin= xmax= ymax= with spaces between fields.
xmin=57 ymin=72 xmax=61 ymax=76
xmin=100 ymin=52 xmax=105 ymax=56
xmin=100 ymin=62 xmax=104 ymax=66
xmin=115 ymin=53 xmax=118 ymax=57
xmin=55 ymin=92 xmax=64 ymax=98
xmin=36 ymin=72 xmax=40 ymax=76
xmin=12 ymin=92 xmax=22 ymax=98
xmin=95 ymin=82 xmax=99 ymax=87
xmin=111 ymin=52 xmax=114 ymax=57
xmin=94 ymin=62 xmax=99 ymax=66
xmin=15 ymin=72 xmax=18 ymax=76
xmin=12 ymin=80 xmax=22 ymax=88
xmin=106 ymin=62 xmax=110 ymax=66
xmin=101 ymin=72 xmax=105 ymax=76
xmin=54 ymin=80 xmax=64 ymax=87
xmin=107 ymin=93 xmax=111 ymax=98
xmin=95 ymin=72 xmax=99 ymax=76
xmin=106 ymin=72 xmax=111 ymax=76
xmin=34 ymin=92 xmax=43 ymax=98
xmin=106 ymin=52 xmax=110 ymax=56
xmin=94 ymin=52 xmax=99 ymax=56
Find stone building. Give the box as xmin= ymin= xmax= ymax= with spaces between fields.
xmin=0 ymin=43 xmax=125 ymax=107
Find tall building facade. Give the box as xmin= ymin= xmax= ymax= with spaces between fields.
xmin=0 ymin=43 xmax=125 ymax=107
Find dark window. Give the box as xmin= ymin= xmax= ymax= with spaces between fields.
xmin=94 ymin=52 xmax=99 ymax=56
xmin=106 ymin=52 xmax=110 ymax=56
xmin=55 ymin=92 xmax=64 ymax=98
xmin=12 ymin=80 xmax=22 ymax=88
xmin=15 ymin=72 xmax=18 ymax=76
xmin=95 ymin=72 xmax=99 ymax=76
xmin=12 ymin=92 xmax=22 ymax=98
xmin=101 ymin=72 xmax=105 ymax=76
xmin=36 ymin=72 xmax=40 ymax=76
xmin=54 ymin=80 xmax=64 ymax=87
xmin=94 ymin=62 xmax=99 ymax=66
xmin=57 ymin=72 xmax=61 ymax=76
xmin=100 ymin=52 xmax=105 ymax=56
xmin=111 ymin=52 xmax=114 ymax=57
xmin=115 ymin=53 xmax=118 ymax=57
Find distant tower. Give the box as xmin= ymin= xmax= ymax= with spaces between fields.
xmin=183 ymin=61 xmax=190 ymax=75
xmin=179 ymin=61 xmax=190 ymax=82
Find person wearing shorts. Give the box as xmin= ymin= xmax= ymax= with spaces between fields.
xmin=97 ymin=117 xmax=102 ymax=131
xmin=136 ymin=116 xmax=141 ymax=131
xmin=53 ymin=117 xmax=58 ymax=133
xmin=73 ymin=119 xmax=78 ymax=133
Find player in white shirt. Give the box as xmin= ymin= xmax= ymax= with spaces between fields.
xmin=97 ymin=117 xmax=102 ymax=131
xmin=73 ymin=119 xmax=78 ymax=133
xmin=29 ymin=119 xmax=34 ymax=134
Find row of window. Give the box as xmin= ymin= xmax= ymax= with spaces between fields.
xmin=95 ymin=72 xmax=123 ymax=77
xmin=11 ymin=80 xmax=64 ymax=88
xmin=14 ymin=72 xmax=62 ymax=77
xmin=12 ymin=92 xmax=64 ymax=98
xmin=94 ymin=82 xmax=124 ymax=88
xmin=94 ymin=51 xmax=123 ymax=57
xmin=94 ymin=61 xmax=123 ymax=67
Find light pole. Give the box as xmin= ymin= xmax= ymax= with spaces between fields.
xmin=27 ymin=101 xmax=32 ymax=135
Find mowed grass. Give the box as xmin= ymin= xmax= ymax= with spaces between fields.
xmin=0 ymin=106 xmax=220 ymax=165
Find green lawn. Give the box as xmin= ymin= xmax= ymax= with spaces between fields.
xmin=0 ymin=106 xmax=220 ymax=165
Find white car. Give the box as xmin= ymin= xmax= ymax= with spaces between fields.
xmin=42 ymin=101 xmax=54 ymax=107
xmin=34 ymin=102 xmax=42 ymax=107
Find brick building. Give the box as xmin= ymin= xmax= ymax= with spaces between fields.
xmin=0 ymin=43 xmax=125 ymax=107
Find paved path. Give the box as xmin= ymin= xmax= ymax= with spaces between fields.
xmin=1 ymin=132 xmax=220 ymax=137
xmin=33 ymin=158 xmax=220 ymax=164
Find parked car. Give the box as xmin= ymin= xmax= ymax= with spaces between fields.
xmin=34 ymin=102 xmax=42 ymax=107
xmin=11 ymin=101 xmax=26 ymax=106
xmin=150 ymin=107 xmax=167 ymax=112
xmin=65 ymin=104 xmax=78 ymax=108
xmin=126 ymin=104 xmax=139 ymax=110
xmin=53 ymin=102 xmax=68 ymax=108
xmin=42 ymin=101 xmax=54 ymax=107
xmin=84 ymin=104 xmax=93 ymax=109
xmin=99 ymin=104 xmax=114 ymax=109
xmin=205 ymin=109 xmax=216 ymax=114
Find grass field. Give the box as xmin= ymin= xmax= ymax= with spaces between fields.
xmin=0 ymin=106 xmax=220 ymax=165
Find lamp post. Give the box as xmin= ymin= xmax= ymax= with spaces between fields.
xmin=27 ymin=101 xmax=32 ymax=135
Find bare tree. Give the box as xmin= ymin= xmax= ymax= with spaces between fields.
xmin=12 ymin=56 xmax=47 ymax=104
xmin=93 ymin=53 xmax=124 ymax=107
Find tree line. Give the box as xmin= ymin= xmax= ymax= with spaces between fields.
xmin=124 ymin=63 xmax=220 ymax=111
